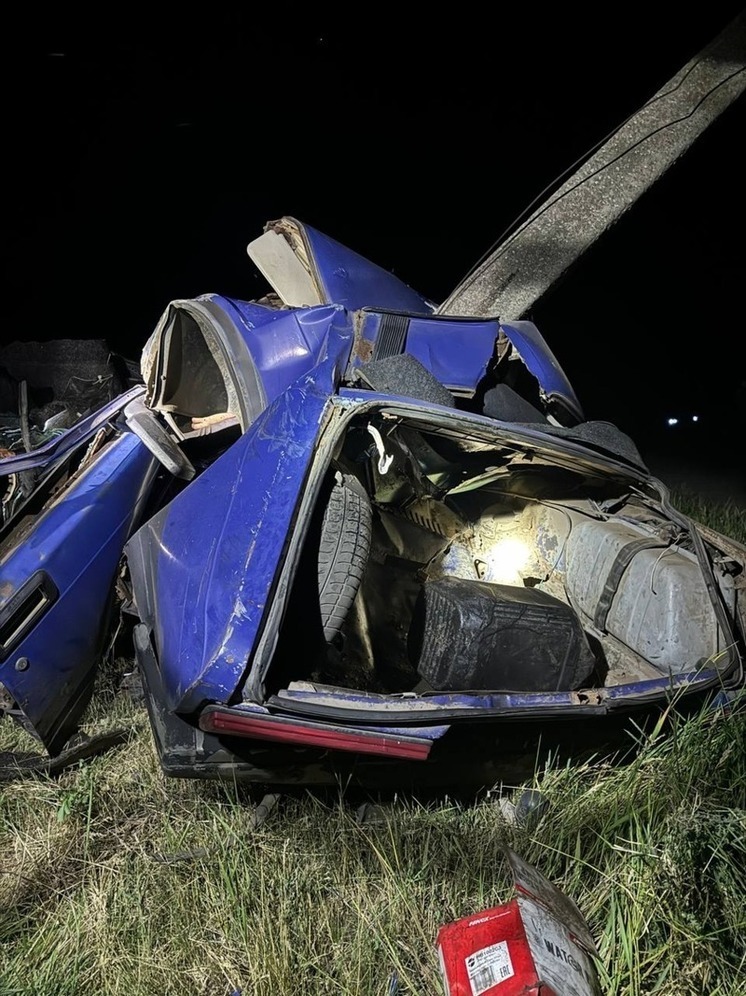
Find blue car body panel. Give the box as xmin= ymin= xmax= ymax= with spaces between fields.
xmin=298 ymin=221 xmax=434 ymax=313
xmin=125 ymin=318 xmax=355 ymax=714
xmin=501 ymin=321 xmax=583 ymax=418
xmin=207 ymin=296 xmax=348 ymax=409
xmin=0 ymin=429 xmax=158 ymax=751
xmin=346 ymin=311 xmax=501 ymax=396
xmin=126 ymin=389 xmax=330 ymax=713
xmin=268 ymin=669 xmax=724 ymax=720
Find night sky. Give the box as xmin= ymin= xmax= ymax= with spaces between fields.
xmin=4 ymin=8 xmax=745 ymax=456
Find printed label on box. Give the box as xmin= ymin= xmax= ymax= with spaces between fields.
xmin=518 ymin=893 xmax=599 ymax=996
xmin=465 ymin=940 xmax=515 ymax=995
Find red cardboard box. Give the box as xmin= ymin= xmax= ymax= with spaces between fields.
xmin=436 ymin=850 xmax=600 ymax=996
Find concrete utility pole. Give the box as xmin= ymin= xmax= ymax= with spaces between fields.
xmin=438 ymin=12 xmax=746 ymax=321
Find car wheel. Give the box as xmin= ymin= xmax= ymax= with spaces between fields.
xmin=317 ymin=474 xmax=372 ymax=642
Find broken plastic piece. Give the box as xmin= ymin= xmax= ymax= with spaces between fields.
xmin=367 ymin=423 xmax=393 ymax=474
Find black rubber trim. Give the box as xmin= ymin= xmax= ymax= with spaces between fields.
xmin=0 ymin=570 xmax=59 ymax=662
xmin=593 ymin=538 xmax=667 ymax=632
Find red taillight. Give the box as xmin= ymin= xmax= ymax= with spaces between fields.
xmin=198 ymin=707 xmax=432 ymax=760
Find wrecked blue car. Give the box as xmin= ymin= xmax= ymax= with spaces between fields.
xmin=1 ymin=217 xmax=744 ymax=791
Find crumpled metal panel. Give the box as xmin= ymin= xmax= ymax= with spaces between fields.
xmin=501 ymin=320 xmax=583 ymax=419
xmin=125 ymin=325 xmax=354 ymax=714
xmin=296 ymin=219 xmax=434 ymax=314
xmin=0 ymin=431 xmax=157 ymax=752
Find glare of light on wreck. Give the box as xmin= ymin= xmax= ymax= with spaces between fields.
xmin=482 ymin=536 xmax=530 ymax=586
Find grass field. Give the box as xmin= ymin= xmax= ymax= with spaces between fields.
xmin=1 ymin=492 xmax=745 ymax=996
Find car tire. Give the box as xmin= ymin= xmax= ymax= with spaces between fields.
xmin=318 ymin=474 xmax=372 ymax=642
